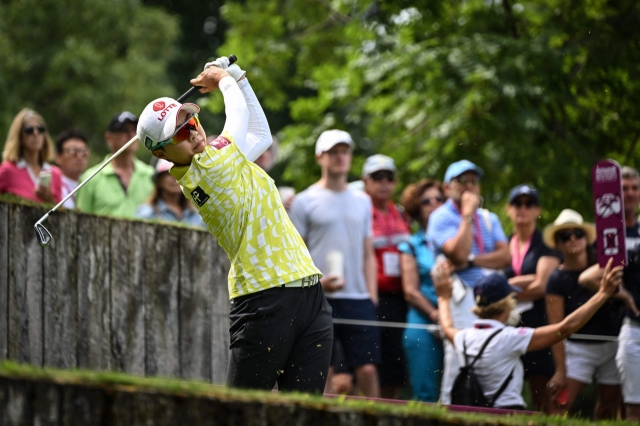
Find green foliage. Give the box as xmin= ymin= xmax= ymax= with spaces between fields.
xmin=218 ymin=0 xmax=640 ymax=223
xmin=0 ymin=0 xmax=179 ymax=154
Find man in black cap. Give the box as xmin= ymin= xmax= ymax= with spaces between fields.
xmin=76 ymin=111 xmax=154 ymax=217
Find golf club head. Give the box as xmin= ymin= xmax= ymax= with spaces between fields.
xmin=34 ymin=222 xmax=53 ymax=247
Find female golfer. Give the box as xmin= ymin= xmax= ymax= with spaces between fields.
xmin=136 ymin=59 xmax=332 ymax=393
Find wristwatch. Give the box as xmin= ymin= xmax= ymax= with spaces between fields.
xmin=462 ymin=215 xmax=473 ymax=224
xmin=468 ymin=253 xmax=476 ymax=267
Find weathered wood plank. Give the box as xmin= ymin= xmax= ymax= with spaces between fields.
xmin=179 ymin=230 xmax=215 ymax=382
xmin=0 ymin=202 xmax=9 ymax=361
xmin=8 ymin=203 xmax=45 ymax=365
xmin=43 ymin=210 xmax=78 ymax=369
xmin=0 ymin=376 xmax=35 ymax=425
xmin=210 ymin=242 xmax=230 ymax=385
xmin=143 ymin=222 xmax=180 ymax=378
xmin=76 ymin=213 xmax=112 ymax=371
xmin=110 ymin=219 xmax=145 ymax=375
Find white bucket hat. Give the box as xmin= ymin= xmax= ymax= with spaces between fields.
xmin=137 ymin=97 xmax=200 ymax=150
xmin=542 ymin=209 xmax=596 ymax=249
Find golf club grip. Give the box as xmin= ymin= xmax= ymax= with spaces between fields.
xmin=177 ymin=54 xmax=237 ymax=103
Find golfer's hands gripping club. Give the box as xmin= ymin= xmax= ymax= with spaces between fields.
xmin=204 ymin=56 xmax=246 ymax=81
xmin=190 ymin=67 xmax=233 ymax=94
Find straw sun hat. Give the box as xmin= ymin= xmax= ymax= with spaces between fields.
xmin=542 ymin=209 xmax=597 ymax=249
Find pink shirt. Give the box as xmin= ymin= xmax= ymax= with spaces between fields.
xmin=0 ymin=160 xmax=63 ymax=203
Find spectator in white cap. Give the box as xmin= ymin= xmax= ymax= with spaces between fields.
xmin=135 ymin=159 xmax=205 ymax=228
xmin=290 ymin=129 xmax=381 ymax=398
xmin=362 ymin=154 xmax=411 ymax=398
xmin=426 ymin=159 xmax=510 ymax=404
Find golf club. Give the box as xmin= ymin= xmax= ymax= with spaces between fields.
xmin=34 ymin=54 xmax=237 ymax=247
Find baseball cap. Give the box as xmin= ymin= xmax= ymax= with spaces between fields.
xmin=508 ymin=184 xmax=540 ymax=205
xmin=137 ymin=97 xmax=200 ymax=150
xmin=473 ymin=274 xmax=521 ymax=307
xmin=444 ymin=160 xmax=484 ymax=184
xmin=315 ymin=129 xmax=354 ymax=156
xmin=362 ymin=154 xmax=396 ymax=177
xmin=107 ymin=111 xmax=138 ymax=133
xmin=153 ymin=159 xmax=173 ymax=181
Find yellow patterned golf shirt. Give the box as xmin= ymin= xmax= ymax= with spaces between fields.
xmin=169 ymin=131 xmax=321 ymax=299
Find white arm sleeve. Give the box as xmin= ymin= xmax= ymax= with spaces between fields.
xmin=219 ymin=76 xmax=250 ymax=149
xmin=236 ymin=78 xmax=272 ymax=161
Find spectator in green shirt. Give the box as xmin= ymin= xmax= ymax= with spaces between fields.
xmin=76 ymin=111 xmax=154 ymax=217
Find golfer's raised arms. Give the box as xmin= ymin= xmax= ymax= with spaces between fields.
xmin=220 ymin=78 xmax=271 ymax=161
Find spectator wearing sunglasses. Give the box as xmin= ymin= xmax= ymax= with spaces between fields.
xmin=76 ymin=111 xmax=154 ymax=217
xmin=134 ymin=159 xmax=205 ymax=228
xmin=398 ymin=179 xmax=446 ymax=402
xmin=578 ymin=166 xmax=640 ymax=421
xmin=54 ymin=129 xmax=91 ymax=209
xmin=543 ymin=209 xmax=625 ymax=419
xmin=362 ymin=154 xmax=411 ymax=399
xmin=0 ymin=108 xmax=63 ymax=204
xmin=426 ymin=159 xmax=510 ymax=404
xmin=503 ymin=185 xmax=561 ymax=414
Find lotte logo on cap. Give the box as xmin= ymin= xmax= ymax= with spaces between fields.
xmin=153 ymin=101 xmax=166 ymax=112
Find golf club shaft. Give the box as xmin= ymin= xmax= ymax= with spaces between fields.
xmin=37 ymin=54 xmax=238 ymax=224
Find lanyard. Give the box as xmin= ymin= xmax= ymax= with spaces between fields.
xmin=453 ymin=203 xmax=485 ymax=254
xmin=510 ymin=234 xmax=532 ymax=276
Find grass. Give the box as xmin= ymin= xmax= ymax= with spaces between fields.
xmin=0 ymin=361 xmax=635 ymax=425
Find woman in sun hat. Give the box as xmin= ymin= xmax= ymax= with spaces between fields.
xmin=543 ymin=209 xmax=625 ymax=419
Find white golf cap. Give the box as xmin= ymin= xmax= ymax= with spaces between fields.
xmin=315 ymin=129 xmax=354 ymax=156
xmin=137 ymin=97 xmax=200 ymax=150
xmin=362 ymin=154 xmax=396 ymax=177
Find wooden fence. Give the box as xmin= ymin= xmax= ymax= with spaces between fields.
xmin=0 ymin=200 xmax=231 ymax=384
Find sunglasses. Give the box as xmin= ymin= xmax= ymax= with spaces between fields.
xmin=556 ymin=228 xmax=586 ymax=243
xmin=454 ymin=175 xmax=480 ymax=185
xmin=510 ymin=198 xmax=538 ymax=208
xmin=23 ymin=126 xmax=46 ymax=135
xmin=158 ymin=114 xmax=200 ymax=148
xmin=420 ymin=196 xmax=445 ymax=206
xmin=370 ymin=170 xmax=395 ymax=182
xmin=62 ymin=147 xmax=91 ymax=158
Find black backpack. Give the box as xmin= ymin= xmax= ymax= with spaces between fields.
xmin=450 ymin=328 xmax=515 ymax=408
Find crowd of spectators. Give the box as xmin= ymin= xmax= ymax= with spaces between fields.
xmin=2 ymin=108 xmax=640 ymax=420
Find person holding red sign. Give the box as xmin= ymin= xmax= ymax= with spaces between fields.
xmin=580 ymin=166 xmax=640 ymax=420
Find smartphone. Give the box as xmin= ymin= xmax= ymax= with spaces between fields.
xmin=38 ymin=170 xmax=51 ymax=188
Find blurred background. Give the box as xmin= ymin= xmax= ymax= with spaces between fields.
xmin=1 ymin=0 xmax=639 ymax=230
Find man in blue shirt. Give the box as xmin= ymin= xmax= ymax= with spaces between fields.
xmin=427 ymin=159 xmax=510 ymax=404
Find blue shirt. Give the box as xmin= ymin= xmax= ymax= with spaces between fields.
xmin=426 ymin=199 xmax=507 ymax=288
xmin=135 ymin=200 xmax=206 ymax=228
xmin=398 ymin=230 xmax=437 ymax=325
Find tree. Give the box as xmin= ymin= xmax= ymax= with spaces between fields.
xmin=217 ymin=0 xmax=640 ymax=225
xmin=0 ymin=0 xmax=180 ymax=155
